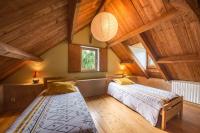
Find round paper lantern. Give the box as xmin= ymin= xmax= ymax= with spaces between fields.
xmin=91 ymin=12 xmax=118 ymax=42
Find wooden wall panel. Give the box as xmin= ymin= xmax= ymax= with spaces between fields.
xmin=68 ymin=44 xmax=81 ymax=72
xmin=99 ymin=48 xmax=108 ymax=72
xmin=0 ymin=84 xmax=3 ymax=113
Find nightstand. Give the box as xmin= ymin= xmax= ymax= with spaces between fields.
xmin=3 ymin=83 xmax=44 ymax=113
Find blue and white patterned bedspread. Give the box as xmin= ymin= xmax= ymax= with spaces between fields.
xmin=7 ymin=92 xmax=97 ymax=133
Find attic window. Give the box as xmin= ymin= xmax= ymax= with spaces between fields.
xmin=129 ymin=43 xmax=156 ymax=69
xmin=81 ymin=46 xmax=99 ymax=72
xmin=147 ymin=55 xmax=156 ymax=68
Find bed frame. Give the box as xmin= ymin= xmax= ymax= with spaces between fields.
xmin=161 ymin=96 xmax=183 ymax=130
xmin=107 ymin=75 xmax=183 ymax=130
xmin=43 ymin=76 xmax=183 ymax=130
xmin=43 ymin=77 xmax=67 ymax=88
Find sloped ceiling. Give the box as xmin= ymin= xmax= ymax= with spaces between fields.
xmin=0 ymin=0 xmax=101 ymax=80
xmin=104 ymin=0 xmax=200 ymax=82
xmin=0 ymin=0 xmax=200 ymax=82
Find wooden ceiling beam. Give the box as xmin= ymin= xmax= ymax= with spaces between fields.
xmin=0 ymin=42 xmax=43 ymax=62
xmin=74 ymin=0 xmax=107 ymax=35
xmin=99 ymin=0 xmax=112 ymax=12
xmin=88 ymin=0 xmax=106 ymax=43
xmin=108 ymin=9 xmax=179 ymax=47
xmin=95 ymin=0 xmax=106 ymax=14
xmin=157 ymin=54 xmax=200 ymax=63
xmin=123 ymin=44 xmax=150 ymax=78
xmin=120 ymin=60 xmax=135 ymax=64
xmin=139 ymin=33 xmax=171 ymax=80
xmin=74 ymin=0 xmax=112 ymax=43
xmin=0 ymin=61 xmax=28 ymax=81
xmin=67 ymin=0 xmax=80 ymax=44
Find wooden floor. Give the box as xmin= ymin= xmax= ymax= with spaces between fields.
xmin=0 ymin=112 xmax=19 ymax=133
xmin=86 ymin=95 xmax=200 ymax=133
xmin=0 ymin=95 xmax=200 ymax=133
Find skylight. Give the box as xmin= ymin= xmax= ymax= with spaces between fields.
xmin=129 ymin=43 xmax=156 ymax=69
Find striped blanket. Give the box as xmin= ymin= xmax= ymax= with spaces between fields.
xmin=108 ymin=82 xmax=178 ymax=126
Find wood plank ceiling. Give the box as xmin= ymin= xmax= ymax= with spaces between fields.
xmin=0 ymin=0 xmax=200 ymax=82
xmin=104 ymin=0 xmax=200 ymax=82
xmin=0 ymin=0 xmax=101 ymax=81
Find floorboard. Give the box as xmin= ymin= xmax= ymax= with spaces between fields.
xmin=0 ymin=112 xmax=19 ymax=133
xmin=86 ymin=95 xmax=200 ymax=133
xmin=0 ymin=95 xmax=200 ymax=133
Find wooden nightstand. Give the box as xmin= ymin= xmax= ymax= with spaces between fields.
xmin=2 ymin=83 xmax=44 ymax=113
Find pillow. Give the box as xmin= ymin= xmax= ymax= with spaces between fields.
xmin=113 ymin=78 xmax=134 ymax=85
xmin=43 ymin=81 xmax=76 ymax=95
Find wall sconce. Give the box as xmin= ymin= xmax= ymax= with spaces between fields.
xmin=33 ymin=71 xmax=39 ymax=84
xmin=120 ymin=64 xmax=126 ymax=77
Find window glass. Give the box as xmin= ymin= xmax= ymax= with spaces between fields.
xmin=148 ymin=55 xmax=156 ymax=68
xmin=129 ymin=43 xmax=147 ymax=69
xmin=81 ymin=46 xmax=99 ymax=71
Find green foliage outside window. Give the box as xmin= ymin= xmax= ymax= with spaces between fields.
xmin=81 ymin=49 xmax=96 ymax=71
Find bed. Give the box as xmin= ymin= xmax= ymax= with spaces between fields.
xmin=7 ymin=77 xmax=97 ymax=133
xmin=107 ymin=79 xmax=183 ymax=130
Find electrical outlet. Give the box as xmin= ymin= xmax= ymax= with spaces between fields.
xmin=10 ymin=97 xmax=16 ymax=103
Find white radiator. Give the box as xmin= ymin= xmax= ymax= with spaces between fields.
xmin=172 ymin=80 xmax=200 ymax=104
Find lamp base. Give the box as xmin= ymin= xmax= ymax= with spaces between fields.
xmin=33 ymin=79 xmax=39 ymax=84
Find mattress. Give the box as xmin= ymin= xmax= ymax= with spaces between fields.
xmin=107 ymin=82 xmax=178 ymax=126
xmin=7 ymin=90 xmax=97 ymax=133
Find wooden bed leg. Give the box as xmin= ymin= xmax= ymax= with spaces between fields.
xmin=161 ymin=109 xmax=166 ymax=130
xmin=179 ymin=98 xmax=183 ymax=119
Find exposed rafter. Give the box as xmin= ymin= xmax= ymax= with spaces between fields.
xmin=157 ymin=54 xmax=200 ymax=63
xmin=0 ymin=42 xmax=43 ymax=62
xmin=108 ymin=9 xmax=179 ymax=47
xmin=99 ymin=0 xmax=112 ymax=12
xmin=67 ymin=0 xmax=80 ymax=43
xmin=120 ymin=60 xmax=134 ymax=64
xmin=88 ymin=0 xmax=106 ymax=43
xmin=0 ymin=61 xmax=28 ymax=81
xmin=139 ymin=33 xmax=171 ymax=80
xmin=74 ymin=0 xmax=111 ymax=36
xmin=123 ymin=44 xmax=150 ymax=78
xmin=95 ymin=0 xmax=106 ymax=15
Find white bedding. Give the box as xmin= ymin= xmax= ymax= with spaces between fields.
xmin=107 ymin=82 xmax=178 ymax=126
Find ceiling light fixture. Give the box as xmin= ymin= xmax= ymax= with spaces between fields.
xmin=91 ymin=12 xmax=118 ymax=42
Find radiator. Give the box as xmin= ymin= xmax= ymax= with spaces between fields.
xmin=172 ymin=80 xmax=200 ymax=104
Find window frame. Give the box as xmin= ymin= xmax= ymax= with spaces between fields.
xmin=129 ymin=43 xmax=156 ymax=70
xmin=147 ymin=54 xmax=156 ymax=69
xmin=81 ymin=46 xmax=99 ymax=72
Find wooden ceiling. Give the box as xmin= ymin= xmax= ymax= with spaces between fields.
xmin=0 ymin=0 xmax=101 ymax=81
xmin=0 ymin=0 xmax=200 ymax=82
xmin=104 ymin=0 xmax=200 ymax=82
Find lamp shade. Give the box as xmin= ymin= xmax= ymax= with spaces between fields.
xmin=91 ymin=12 xmax=118 ymax=42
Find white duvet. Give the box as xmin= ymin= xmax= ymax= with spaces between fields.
xmin=107 ymin=82 xmax=178 ymax=126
